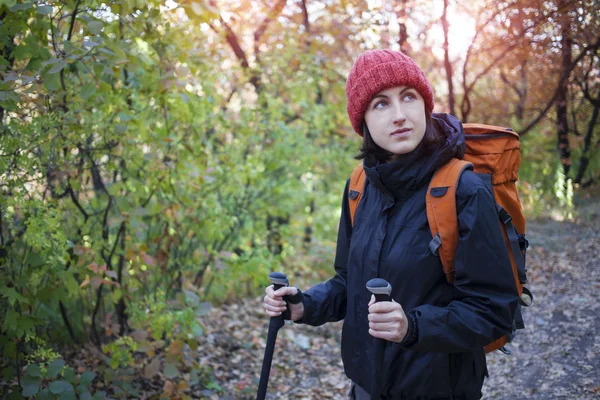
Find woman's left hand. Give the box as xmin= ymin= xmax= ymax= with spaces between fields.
xmin=367 ymin=295 xmax=408 ymax=343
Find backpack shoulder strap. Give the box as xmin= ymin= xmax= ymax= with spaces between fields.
xmin=348 ymin=162 xmax=365 ymax=227
xmin=426 ymin=158 xmax=474 ymax=283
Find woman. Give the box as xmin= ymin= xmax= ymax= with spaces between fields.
xmin=263 ymin=49 xmax=519 ymax=400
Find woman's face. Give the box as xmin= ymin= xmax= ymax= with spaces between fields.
xmin=363 ymin=85 xmax=427 ymax=161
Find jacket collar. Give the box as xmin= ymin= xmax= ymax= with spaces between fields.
xmin=363 ymin=113 xmax=466 ymax=201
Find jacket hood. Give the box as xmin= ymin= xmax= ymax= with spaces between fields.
xmin=364 ymin=113 xmax=466 ymax=200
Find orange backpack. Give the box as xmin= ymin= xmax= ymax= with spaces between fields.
xmin=348 ymin=123 xmax=532 ymax=354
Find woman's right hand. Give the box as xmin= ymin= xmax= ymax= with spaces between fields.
xmin=263 ymin=285 xmax=305 ymax=322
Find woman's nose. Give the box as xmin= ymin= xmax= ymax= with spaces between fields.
xmin=392 ymin=104 xmax=406 ymax=125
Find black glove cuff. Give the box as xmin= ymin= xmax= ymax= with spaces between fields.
xmin=399 ymin=312 xmax=418 ymax=348
xmin=282 ymin=289 xmax=303 ymax=320
xmin=284 ymin=288 xmax=303 ymax=304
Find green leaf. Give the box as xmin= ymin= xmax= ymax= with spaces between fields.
xmin=21 ymin=383 xmax=39 ymax=397
xmin=37 ymin=5 xmax=53 ymax=14
xmin=3 ymin=288 xmax=28 ymax=307
xmin=115 ymin=124 xmax=127 ymax=134
xmin=79 ymin=370 xmax=96 ymax=386
xmin=63 ymin=367 xmax=76 ymax=383
xmin=80 ymin=391 xmax=93 ymax=400
xmin=163 ymin=362 xmax=178 ymax=379
xmin=88 ymin=21 xmax=104 ymax=35
xmin=189 ymin=370 xmax=199 ymax=385
xmin=49 ymin=380 xmax=73 ymax=394
xmin=47 ymin=60 xmax=68 ymax=74
xmin=37 ymin=389 xmax=53 ymax=400
xmin=10 ymin=3 xmax=34 ymax=12
xmin=93 ymin=391 xmax=107 ymax=400
xmin=25 ymin=364 xmax=41 ymax=378
xmin=195 ymin=302 xmax=212 ymax=317
xmin=21 ymin=375 xmax=41 ymax=387
xmin=59 ymin=391 xmax=76 ymax=400
xmin=2 ymin=310 xmax=19 ymax=333
xmin=42 ymin=72 xmax=61 ymax=91
xmin=117 ymin=111 xmax=133 ymax=121
xmin=81 ymin=83 xmax=96 ymax=99
xmin=191 ymin=322 xmax=204 ymax=337
xmin=47 ymin=359 xmax=65 ymax=378
xmin=6 ymin=390 xmax=24 ymax=399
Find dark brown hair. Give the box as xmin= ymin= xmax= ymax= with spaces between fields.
xmin=355 ymin=110 xmax=444 ymax=162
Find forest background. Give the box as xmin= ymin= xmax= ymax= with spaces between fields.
xmin=1 ymin=0 xmax=599 ymax=398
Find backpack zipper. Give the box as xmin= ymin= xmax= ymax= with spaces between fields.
xmin=465 ymin=133 xmax=519 ymax=140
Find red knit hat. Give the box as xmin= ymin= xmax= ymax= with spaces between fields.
xmin=346 ymin=49 xmax=434 ymax=135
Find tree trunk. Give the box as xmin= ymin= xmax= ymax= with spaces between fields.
xmin=442 ymin=0 xmax=455 ymax=116
xmin=574 ymin=104 xmax=599 ymax=185
xmin=303 ymin=199 xmax=315 ymax=251
xmin=556 ymin=0 xmax=573 ymax=179
xmin=0 ymin=10 xmax=16 ymax=124
xmin=393 ymin=0 xmax=410 ymax=55
xmin=267 ymin=214 xmax=289 ymax=255
xmin=516 ymin=3 xmax=527 ymax=122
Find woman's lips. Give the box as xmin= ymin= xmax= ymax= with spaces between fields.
xmin=391 ymin=128 xmax=411 ymax=137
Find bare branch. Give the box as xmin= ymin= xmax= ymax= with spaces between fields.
xmin=520 ymin=36 xmax=600 ymax=135
xmin=254 ymin=0 xmax=287 ymax=44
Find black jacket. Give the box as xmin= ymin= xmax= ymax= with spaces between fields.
xmin=299 ymin=114 xmax=519 ymax=399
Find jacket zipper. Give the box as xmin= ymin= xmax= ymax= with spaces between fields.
xmin=448 ymin=353 xmax=455 ymax=399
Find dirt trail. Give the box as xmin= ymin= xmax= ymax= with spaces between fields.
xmin=200 ymin=217 xmax=600 ymax=399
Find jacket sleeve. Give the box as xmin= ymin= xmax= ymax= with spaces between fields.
xmin=295 ymin=180 xmax=352 ymax=326
xmin=403 ymin=171 xmax=520 ymax=352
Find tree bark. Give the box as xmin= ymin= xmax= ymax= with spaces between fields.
xmin=393 ymin=0 xmax=410 ymax=55
xmin=0 ymin=10 xmax=16 ymax=124
xmin=574 ymin=104 xmax=599 ymax=184
xmin=556 ymin=0 xmax=573 ymax=178
xmin=442 ymin=0 xmax=455 ymax=116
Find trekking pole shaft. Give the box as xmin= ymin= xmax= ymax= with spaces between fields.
xmin=257 ymin=273 xmax=289 ymax=400
xmin=366 ymin=278 xmax=392 ymax=400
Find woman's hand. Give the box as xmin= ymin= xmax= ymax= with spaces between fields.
xmin=263 ymin=285 xmax=305 ymax=322
xmin=367 ymin=295 xmax=408 ymax=343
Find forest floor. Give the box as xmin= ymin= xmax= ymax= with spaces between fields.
xmin=4 ymin=212 xmax=598 ymax=399
xmin=194 ymin=213 xmax=600 ymax=400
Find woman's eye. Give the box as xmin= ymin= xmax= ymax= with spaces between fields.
xmin=403 ymin=93 xmax=417 ymax=101
xmin=374 ymin=101 xmax=387 ymax=109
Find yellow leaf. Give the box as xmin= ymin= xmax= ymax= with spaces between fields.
xmin=144 ymin=357 xmax=161 ymax=379
xmin=167 ymin=339 xmax=184 ymax=356
xmin=80 ymin=274 xmax=91 ymax=288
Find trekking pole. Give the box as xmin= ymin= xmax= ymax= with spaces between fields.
xmin=256 ymin=272 xmax=289 ymax=400
xmin=366 ymin=278 xmax=392 ymax=400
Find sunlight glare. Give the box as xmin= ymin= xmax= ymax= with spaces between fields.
xmin=429 ymin=1 xmax=476 ymax=60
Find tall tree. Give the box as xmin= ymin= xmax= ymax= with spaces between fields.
xmin=442 ymin=0 xmax=455 ymax=116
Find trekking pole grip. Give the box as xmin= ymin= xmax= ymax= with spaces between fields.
xmin=366 ymin=278 xmax=392 ymax=303
xmin=268 ymin=272 xmax=289 ymax=329
xmin=269 ymin=271 xmax=289 ymax=292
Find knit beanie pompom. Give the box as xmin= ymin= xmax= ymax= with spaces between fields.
xmin=346 ymin=49 xmax=434 ymax=135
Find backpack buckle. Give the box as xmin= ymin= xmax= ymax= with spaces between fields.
xmin=497 ymin=207 xmax=512 ymax=225
xmin=429 ymin=233 xmax=442 ymax=256
xmin=518 ymin=234 xmax=529 ymax=251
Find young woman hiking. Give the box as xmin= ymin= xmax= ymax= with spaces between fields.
xmin=263 ymin=49 xmax=520 ymax=400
